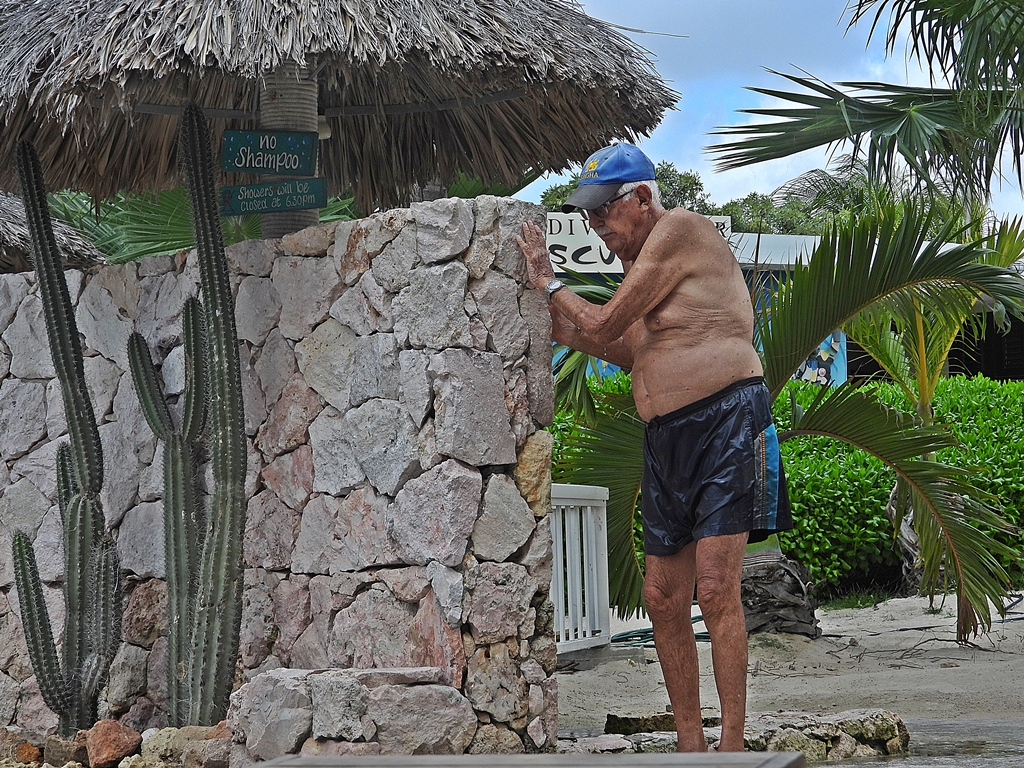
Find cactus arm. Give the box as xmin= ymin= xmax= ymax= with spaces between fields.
xmin=128 ymin=332 xmax=174 ymax=439
xmin=55 ymin=443 xmax=78 ymax=521
xmin=16 ymin=143 xmax=103 ymax=495
xmin=61 ymin=495 xmax=101 ymax=718
xmin=81 ymin=535 xmax=122 ymax=697
xmin=178 ymin=105 xmax=248 ymax=725
xmin=181 ymin=296 xmax=209 ymax=444
xmin=163 ymin=433 xmax=197 ymax=725
xmin=12 ymin=532 xmax=70 ymax=714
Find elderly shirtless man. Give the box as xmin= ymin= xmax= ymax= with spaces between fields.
xmin=517 ymin=143 xmax=791 ymax=752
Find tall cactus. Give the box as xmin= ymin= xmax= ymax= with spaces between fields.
xmin=11 ymin=142 xmax=122 ymax=736
xmin=130 ymin=105 xmax=247 ymax=725
xmin=129 ymin=296 xmax=207 ymax=726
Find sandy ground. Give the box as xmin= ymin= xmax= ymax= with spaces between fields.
xmin=556 ymin=595 xmax=1024 ymax=737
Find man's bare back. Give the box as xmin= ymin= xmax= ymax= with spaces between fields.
xmin=627 ymin=211 xmax=762 ymax=420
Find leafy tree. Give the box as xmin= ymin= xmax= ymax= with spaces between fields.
xmin=703 ymin=0 xmax=1024 ymax=616
xmin=709 ymin=191 xmax=821 ymax=234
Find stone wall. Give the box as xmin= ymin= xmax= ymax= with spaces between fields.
xmin=0 ymin=196 xmax=558 ymax=756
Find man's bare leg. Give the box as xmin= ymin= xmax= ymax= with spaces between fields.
xmin=644 ymin=545 xmax=706 ymax=752
xmin=694 ymin=531 xmax=750 ymax=751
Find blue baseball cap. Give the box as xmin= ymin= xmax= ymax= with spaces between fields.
xmin=562 ymin=143 xmax=656 ymax=213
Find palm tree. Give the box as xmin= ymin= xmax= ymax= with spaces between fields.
xmin=556 ymin=201 xmax=1024 ymax=641
xmin=708 ymin=1 xmax=1024 ymax=206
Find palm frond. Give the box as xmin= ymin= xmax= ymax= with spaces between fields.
xmin=708 ymin=71 xmax=1024 ymax=199
xmin=554 ymin=392 xmax=646 ymax=619
xmin=760 ymin=202 xmax=1024 ymax=399
xmin=782 ymin=382 xmax=1016 ymax=640
xmin=849 ymin=0 xmax=1024 ymax=92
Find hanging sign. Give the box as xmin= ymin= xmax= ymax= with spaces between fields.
xmin=219 ymin=177 xmax=327 ymax=216
xmin=220 ymin=130 xmax=318 ymax=176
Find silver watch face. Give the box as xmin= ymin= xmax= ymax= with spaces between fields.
xmin=546 ymin=279 xmax=564 ymax=298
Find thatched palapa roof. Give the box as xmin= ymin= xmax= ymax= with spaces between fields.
xmin=0 ymin=0 xmax=677 ymax=210
xmin=0 ymin=192 xmax=105 ymax=273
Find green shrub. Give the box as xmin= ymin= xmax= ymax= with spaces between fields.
xmin=776 ymin=376 xmax=1024 ymax=590
xmin=932 ymin=376 xmax=1024 ymax=584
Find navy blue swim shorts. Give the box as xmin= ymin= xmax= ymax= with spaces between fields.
xmin=641 ymin=376 xmax=792 ymax=556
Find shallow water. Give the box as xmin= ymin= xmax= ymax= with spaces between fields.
xmin=830 ymin=719 xmax=1024 ymax=768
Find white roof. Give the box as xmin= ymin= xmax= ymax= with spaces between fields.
xmin=730 ymin=233 xmax=820 ymax=268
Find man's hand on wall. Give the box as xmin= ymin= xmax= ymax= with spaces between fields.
xmin=516 ymin=221 xmax=555 ymax=291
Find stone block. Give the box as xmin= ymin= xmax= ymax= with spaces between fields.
xmin=261 ymin=444 xmax=314 ymax=510
xmin=272 ymin=256 xmax=344 ymax=340
xmin=273 ymin=577 xmax=312 ymax=665
xmin=308 ymin=671 xmax=369 ymax=741
xmin=86 ymin=719 xmax=143 ymax=768
xmin=340 ymin=398 xmax=420 ymax=496
xmin=370 ymin=225 xmax=417 ymax=291
xmin=393 ymin=262 xmax=473 ymax=349
xmin=4 ymin=296 xmax=55 ymax=379
xmin=243 ymin=490 xmax=301 ymax=570
xmin=467 ymin=723 xmax=524 ymax=754
xmin=464 ymin=561 xmax=536 ymax=645
xmin=117 ymin=502 xmax=166 ymax=579
xmin=294 ymin=319 xmax=357 ymax=414
xmin=0 ymin=379 xmax=46 ymax=461
xmin=398 ymin=349 xmax=433 ymax=427
xmin=429 ymin=349 xmax=516 ymax=466
xmin=227 ymin=669 xmax=313 ymax=761
xmin=464 ymin=642 xmax=527 ymax=723
xmin=389 ymin=459 xmax=481 ymax=567
xmin=473 ymin=474 xmax=536 ymax=562
xmin=335 ymin=209 xmax=413 ymax=286
xmin=515 ymin=430 xmax=553 ymax=517
xmin=328 ymin=587 xmax=417 ymax=668
xmin=254 ymin=329 xmax=297 ymax=408
xmin=235 ymin=276 xmax=281 ymax=346
xmin=367 ymin=684 xmax=477 ymax=755
xmin=226 ymin=239 xmax=282 ymax=277
xmin=105 ymin=643 xmax=150 ymax=714
xmin=349 ymin=333 xmax=400 ymax=406
xmin=182 ymin=736 xmax=232 ymax=768
xmin=308 ymin=408 xmax=365 ymax=495
xmin=256 ymin=373 xmax=323 ymax=459
xmin=281 ymin=222 xmax=339 ymax=256
xmin=413 ymin=198 xmax=474 ymax=263
xmin=469 ymin=271 xmax=528 ymax=361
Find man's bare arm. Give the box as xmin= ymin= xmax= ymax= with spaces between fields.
xmin=549 ymin=303 xmax=639 ymax=369
xmin=517 ymin=211 xmax=707 ymax=345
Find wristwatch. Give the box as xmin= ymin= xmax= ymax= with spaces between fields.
xmin=545 ymin=278 xmax=565 ymax=304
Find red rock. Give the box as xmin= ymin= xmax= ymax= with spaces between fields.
xmin=86 ymin=719 xmax=142 ymax=768
xmin=205 ymin=721 xmax=232 ymax=740
xmin=15 ymin=741 xmax=42 ymax=763
xmin=1 ymin=730 xmax=43 ymax=763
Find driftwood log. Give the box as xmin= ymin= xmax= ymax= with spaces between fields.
xmin=741 ymin=557 xmax=820 ymax=638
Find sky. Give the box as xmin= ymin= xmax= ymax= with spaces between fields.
xmin=518 ymin=0 xmax=1024 ymax=217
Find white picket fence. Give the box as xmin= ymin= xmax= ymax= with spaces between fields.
xmin=549 ymin=484 xmax=611 ymax=653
